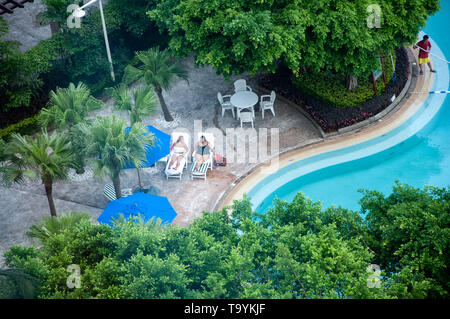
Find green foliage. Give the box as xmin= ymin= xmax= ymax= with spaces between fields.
xmin=4 ymin=183 xmax=448 ymax=299
xmin=0 ymin=115 xmax=40 ymax=140
xmin=0 ymin=269 xmax=40 ymax=299
xmin=292 ymin=54 xmax=394 ymax=108
xmin=106 ymin=83 xmax=156 ymax=125
xmin=39 ymin=82 xmax=103 ymax=130
xmin=27 ymin=211 xmax=92 ymax=245
xmin=38 ymin=0 xmax=83 ymax=30
xmin=0 ymin=18 xmax=43 ymax=111
xmin=81 ymin=116 xmax=154 ymax=198
xmin=108 ymin=0 xmax=160 ymax=37
xmin=148 ymin=0 xmax=439 ymax=78
xmin=0 ymin=129 xmax=78 ymax=216
xmin=123 ymin=47 xmax=188 ymax=121
xmin=360 ymin=182 xmax=450 ymax=298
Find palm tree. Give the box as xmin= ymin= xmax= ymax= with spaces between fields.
xmin=107 ymin=83 xmax=156 ymax=188
xmin=0 ymin=129 xmax=78 ymax=217
xmin=39 ymin=82 xmax=103 ymax=131
xmin=81 ymin=115 xmax=154 ymax=199
xmin=123 ymin=47 xmax=188 ymax=122
xmin=39 ymin=82 xmax=103 ymax=174
xmin=27 ymin=211 xmax=91 ymax=245
xmin=107 ymin=83 xmax=156 ymax=125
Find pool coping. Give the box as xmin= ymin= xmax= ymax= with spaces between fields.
xmin=215 ymin=47 xmax=435 ymax=211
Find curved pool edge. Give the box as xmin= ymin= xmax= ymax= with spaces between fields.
xmin=217 ymin=39 xmax=447 ymax=212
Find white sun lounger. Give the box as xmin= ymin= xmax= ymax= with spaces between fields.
xmin=165 ymin=132 xmax=190 ymax=180
xmin=103 ymin=183 xmax=132 ymax=201
xmin=191 ymin=132 xmax=214 ymax=180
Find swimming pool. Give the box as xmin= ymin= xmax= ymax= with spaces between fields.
xmin=249 ymin=2 xmax=450 ymax=212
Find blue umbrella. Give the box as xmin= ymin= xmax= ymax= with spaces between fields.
xmin=97 ymin=192 xmax=177 ymax=226
xmin=124 ymin=125 xmax=171 ymax=168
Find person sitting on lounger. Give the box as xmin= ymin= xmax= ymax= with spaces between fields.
xmin=192 ymin=135 xmax=216 ymax=171
xmin=168 ymin=135 xmax=189 ymax=170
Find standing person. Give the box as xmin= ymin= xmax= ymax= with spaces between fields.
xmin=414 ymin=35 xmax=437 ymax=75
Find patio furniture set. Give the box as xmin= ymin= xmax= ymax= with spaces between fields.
xmin=217 ymin=79 xmax=277 ymax=128
xmin=103 ymin=80 xmax=276 ymax=201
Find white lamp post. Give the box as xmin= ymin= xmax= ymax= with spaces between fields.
xmin=73 ymin=0 xmax=115 ymax=82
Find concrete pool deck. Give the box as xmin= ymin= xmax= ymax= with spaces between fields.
xmin=0 ymin=55 xmax=322 ymax=265
xmin=0 ymin=8 xmax=433 ymax=265
xmin=217 ymin=48 xmax=435 ymax=211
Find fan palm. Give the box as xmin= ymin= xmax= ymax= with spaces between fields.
xmin=27 ymin=211 xmax=91 ymax=245
xmin=39 ymin=82 xmax=103 ymax=174
xmin=81 ymin=115 xmax=154 ymax=199
xmin=107 ymin=83 xmax=156 ymax=188
xmin=0 ymin=129 xmax=78 ymax=217
xmin=123 ymin=47 xmax=188 ymax=122
xmin=107 ymin=83 xmax=156 ymax=125
xmin=39 ymin=82 xmax=103 ymax=130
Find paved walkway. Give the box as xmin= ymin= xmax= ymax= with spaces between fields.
xmin=0 ymin=54 xmax=322 ymax=265
xmin=1 ymin=0 xmax=51 ymax=52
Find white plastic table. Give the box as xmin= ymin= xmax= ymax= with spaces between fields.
xmin=230 ymin=91 xmax=258 ymax=119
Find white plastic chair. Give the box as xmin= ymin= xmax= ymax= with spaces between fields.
xmin=191 ymin=133 xmax=215 ymax=180
xmin=217 ymin=92 xmax=235 ymax=118
xmin=239 ymin=111 xmax=254 ymax=128
xmin=234 ymin=79 xmax=252 ymax=93
xmin=165 ymin=132 xmax=190 ymax=180
xmin=260 ymin=90 xmax=276 ymax=119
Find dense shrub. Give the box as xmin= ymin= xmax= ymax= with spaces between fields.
xmin=259 ymin=47 xmax=410 ymax=133
xmin=2 ymin=183 xmax=448 ymax=299
xmin=0 ymin=115 xmax=40 ymax=140
xmin=292 ymin=53 xmax=395 ymax=109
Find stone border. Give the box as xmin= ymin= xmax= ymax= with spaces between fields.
xmin=213 ymin=48 xmax=422 ymax=212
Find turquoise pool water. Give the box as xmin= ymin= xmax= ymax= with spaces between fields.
xmin=251 ymin=2 xmax=450 ymax=212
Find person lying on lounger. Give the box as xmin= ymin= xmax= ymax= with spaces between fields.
xmin=192 ymin=135 xmax=216 ymax=171
xmin=168 ymin=135 xmax=189 ymax=170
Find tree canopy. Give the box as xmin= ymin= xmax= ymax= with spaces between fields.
xmin=3 ymin=183 xmax=448 ymax=299
xmin=148 ymin=0 xmax=440 ymax=77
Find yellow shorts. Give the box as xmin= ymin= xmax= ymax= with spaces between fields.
xmin=419 ymin=57 xmax=430 ymax=64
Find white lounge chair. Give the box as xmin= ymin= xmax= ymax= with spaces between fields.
xmin=191 ymin=132 xmax=215 ymax=180
xmin=103 ymin=183 xmax=132 ymax=201
xmin=165 ymin=132 xmax=190 ymax=180
xmin=260 ymin=90 xmax=276 ymax=119
xmin=217 ymin=92 xmax=235 ymax=118
xmin=234 ymin=79 xmax=252 ymax=93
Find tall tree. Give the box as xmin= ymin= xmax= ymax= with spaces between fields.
xmin=123 ymin=47 xmax=188 ymax=122
xmin=38 ymin=82 xmax=103 ymax=174
xmin=81 ymin=115 xmax=154 ymax=198
xmin=0 ymin=129 xmax=78 ymax=217
xmin=148 ymin=0 xmax=440 ymax=85
xmin=107 ymin=83 xmax=156 ymax=188
xmin=360 ymin=183 xmax=450 ymax=298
